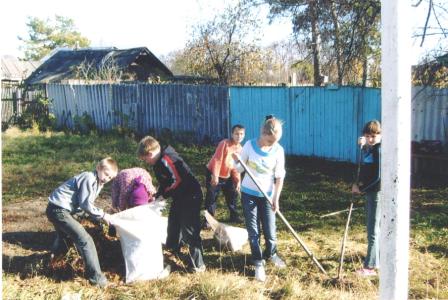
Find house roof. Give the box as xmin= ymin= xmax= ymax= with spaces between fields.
xmin=1 ymin=55 xmax=41 ymax=81
xmin=25 ymin=47 xmax=173 ymax=85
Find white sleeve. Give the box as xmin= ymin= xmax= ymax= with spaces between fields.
xmin=274 ymin=147 xmax=286 ymax=179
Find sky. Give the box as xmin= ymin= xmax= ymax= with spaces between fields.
xmin=0 ymin=0 xmax=446 ymax=65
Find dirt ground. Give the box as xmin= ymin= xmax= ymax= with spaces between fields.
xmin=2 ymin=196 xmax=116 ymax=279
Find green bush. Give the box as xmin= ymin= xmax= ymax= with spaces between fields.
xmin=15 ymin=95 xmax=56 ymax=132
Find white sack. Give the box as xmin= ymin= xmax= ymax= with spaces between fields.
xmin=109 ymin=204 xmax=167 ymax=283
xmin=204 ymin=210 xmax=248 ymax=252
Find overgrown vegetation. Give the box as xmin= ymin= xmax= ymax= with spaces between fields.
xmin=2 ymin=128 xmax=447 ymax=299
xmin=13 ymin=95 xmax=56 ymax=132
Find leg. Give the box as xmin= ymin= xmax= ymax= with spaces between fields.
xmin=242 ymin=193 xmax=263 ymax=266
xmin=222 ymin=177 xmax=240 ymax=222
xmin=46 ymin=204 xmax=105 ymax=285
xmin=179 ymin=192 xmax=205 ymax=269
xmin=364 ymin=191 xmax=381 ymax=269
xmin=259 ymin=196 xmax=277 ymax=259
xmin=166 ymin=202 xmax=182 ymax=253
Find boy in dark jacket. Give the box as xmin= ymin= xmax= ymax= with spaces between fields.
xmin=138 ymin=136 xmax=205 ymax=272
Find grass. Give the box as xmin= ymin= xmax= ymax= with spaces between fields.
xmin=2 ymin=127 xmax=447 ymax=299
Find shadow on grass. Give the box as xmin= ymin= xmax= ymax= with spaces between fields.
xmin=2 ymin=231 xmax=54 ymax=252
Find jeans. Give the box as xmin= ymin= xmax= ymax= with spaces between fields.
xmin=241 ymin=192 xmax=277 ymax=266
xmin=166 ymin=187 xmax=205 ymax=269
xmin=364 ymin=190 xmax=381 ymax=269
xmin=204 ymin=169 xmax=239 ymax=219
xmin=46 ymin=203 xmax=106 ymax=285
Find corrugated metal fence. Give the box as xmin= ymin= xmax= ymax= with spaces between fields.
xmin=412 ymin=86 xmax=448 ymax=143
xmin=47 ymin=83 xmax=229 ymax=143
xmin=230 ymin=86 xmax=447 ymax=162
xmin=46 ymin=83 xmax=446 ymax=162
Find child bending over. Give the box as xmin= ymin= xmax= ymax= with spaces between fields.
xmin=138 ymin=136 xmax=206 ymax=272
xmin=46 ymin=157 xmax=118 ymax=287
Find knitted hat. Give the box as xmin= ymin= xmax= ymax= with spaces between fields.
xmin=129 ymin=176 xmax=149 ymax=207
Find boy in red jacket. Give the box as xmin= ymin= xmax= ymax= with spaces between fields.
xmin=204 ymin=124 xmax=245 ymax=226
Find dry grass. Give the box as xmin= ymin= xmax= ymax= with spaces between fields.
xmin=2 ymin=128 xmax=447 ymax=299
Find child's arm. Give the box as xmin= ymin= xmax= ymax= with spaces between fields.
xmin=111 ymin=178 xmax=120 ymax=209
xmin=272 ymin=148 xmax=286 ymax=212
xmin=156 ymin=155 xmax=183 ymax=198
xmin=77 ymin=173 xmax=105 ymax=219
xmin=208 ymin=140 xmax=227 ymax=186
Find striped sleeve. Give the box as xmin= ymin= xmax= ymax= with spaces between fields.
xmin=161 ymin=155 xmax=182 ymax=193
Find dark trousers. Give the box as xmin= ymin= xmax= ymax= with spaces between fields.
xmin=204 ymin=169 xmax=239 ymax=219
xmin=46 ymin=203 xmax=106 ymax=285
xmin=165 ymin=188 xmax=205 ymax=269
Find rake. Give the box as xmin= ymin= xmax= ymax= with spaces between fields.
xmin=337 ymin=144 xmax=363 ymax=280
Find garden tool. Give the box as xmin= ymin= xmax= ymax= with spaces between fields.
xmin=337 ymin=144 xmax=363 ymax=280
xmin=235 ymin=157 xmax=328 ymax=276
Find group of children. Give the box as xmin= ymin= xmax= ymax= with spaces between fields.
xmin=46 ymin=116 xmax=382 ymax=287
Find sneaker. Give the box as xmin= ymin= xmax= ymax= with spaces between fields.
xmin=158 ymin=265 xmax=171 ymax=279
xmin=90 ymin=275 xmax=109 ymax=288
xmin=269 ymin=254 xmax=286 ymax=269
xmin=255 ymin=264 xmax=266 ymax=282
xmin=193 ymin=265 xmax=206 ymax=273
xmin=356 ymin=268 xmax=377 ymax=277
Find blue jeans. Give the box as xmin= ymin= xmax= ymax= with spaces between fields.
xmin=204 ymin=169 xmax=239 ymax=219
xmin=46 ymin=203 xmax=106 ymax=285
xmin=241 ymin=192 xmax=277 ymax=266
xmin=364 ymin=190 xmax=381 ymax=269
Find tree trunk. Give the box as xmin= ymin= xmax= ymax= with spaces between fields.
xmin=309 ymin=0 xmax=323 ymax=86
xmin=329 ymin=0 xmax=343 ymax=85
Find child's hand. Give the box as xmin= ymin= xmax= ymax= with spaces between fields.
xmin=211 ymin=174 xmax=219 ymax=186
xmin=231 ymin=153 xmax=240 ymax=162
xmin=103 ymin=213 xmax=113 ymax=225
xmin=351 ymin=184 xmax=361 ymax=194
xmin=358 ymin=136 xmax=366 ymax=147
xmin=235 ymin=182 xmax=241 ymax=193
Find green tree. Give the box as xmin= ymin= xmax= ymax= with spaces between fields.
xmin=264 ymin=0 xmax=381 ymax=86
xmin=18 ymin=15 xmax=90 ymax=61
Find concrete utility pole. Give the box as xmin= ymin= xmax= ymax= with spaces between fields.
xmin=380 ymin=0 xmax=411 ymax=299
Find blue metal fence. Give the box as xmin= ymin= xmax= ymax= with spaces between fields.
xmin=47 ymin=83 xmax=445 ymax=162
xmin=47 ymin=83 xmax=229 ymax=143
xmin=230 ymin=86 xmax=381 ymax=162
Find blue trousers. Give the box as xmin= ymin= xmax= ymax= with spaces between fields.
xmin=364 ymin=190 xmax=381 ymax=269
xmin=46 ymin=203 xmax=106 ymax=285
xmin=241 ymin=192 xmax=277 ymax=266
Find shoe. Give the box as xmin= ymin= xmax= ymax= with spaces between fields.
xmin=356 ymin=268 xmax=377 ymax=276
xmin=193 ymin=265 xmax=206 ymax=273
xmin=269 ymin=254 xmax=286 ymax=269
xmin=90 ymin=275 xmax=109 ymax=288
xmin=158 ymin=265 xmax=171 ymax=279
xmin=254 ymin=264 xmax=266 ymax=282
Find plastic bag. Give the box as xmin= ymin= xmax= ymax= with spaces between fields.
xmin=109 ymin=204 xmax=167 ymax=283
xmin=204 ymin=210 xmax=248 ymax=252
